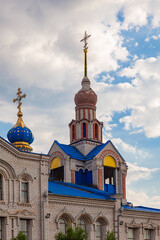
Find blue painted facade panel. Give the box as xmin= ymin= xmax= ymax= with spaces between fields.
xmin=75 ymin=169 xmax=93 ymax=186
xmin=104 ymin=184 xmax=116 ymax=194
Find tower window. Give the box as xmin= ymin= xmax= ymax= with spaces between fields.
xmin=104 ymin=156 xmax=116 ymax=194
xmin=49 ymin=167 xmax=64 ymax=182
xmin=83 ymin=123 xmax=86 ymax=138
xmin=95 ymin=123 xmax=98 ymax=139
xmin=49 ymin=158 xmax=64 ymax=182
xmin=72 ymin=125 xmax=75 ymax=140
xmin=104 ymin=166 xmax=115 ymax=185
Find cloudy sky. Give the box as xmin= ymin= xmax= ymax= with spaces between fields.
xmin=1 ymin=0 xmax=160 ymax=208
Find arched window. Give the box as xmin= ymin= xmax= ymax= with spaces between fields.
xmin=49 ymin=158 xmax=64 ymax=182
xmin=95 ymin=123 xmax=98 ymax=139
xmin=95 ymin=218 xmax=108 ymax=240
xmin=78 ymin=218 xmax=86 ymax=231
xmin=77 ymin=214 xmax=92 ymax=239
xmin=104 ymin=156 xmax=116 ymax=194
xmin=96 ymin=221 xmax=102 ymax=239
xmin=0 ymin=175 xmax=2 ymax=200
xmin=59 ymin=218 xmax=67 ymax=234
xmin=21 ymin=179 xmax=28 ymax=203
xmin=83 ymin=123 xmax=86 ymax=138
xmin=72 ymin=125 xmax=75 ymax=140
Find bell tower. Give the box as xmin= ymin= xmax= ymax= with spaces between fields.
xmin=69 ymin=32 xmax=103 ymax=155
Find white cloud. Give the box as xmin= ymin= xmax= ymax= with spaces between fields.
xmin=119 ymin=56 xmax=160 ymax=138
xmin=112 ymin=138 xmax=149 ymax=160
xmin=112 ymin=138 xmax=137 ymax=154
xmin=0 ymin=0 xmax=160 ymax=154
xmin=126 ymin=162 xmax=158 ymax=184
xmin=127 ymin=189 xmax=160 ymax=208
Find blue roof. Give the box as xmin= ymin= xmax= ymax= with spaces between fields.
xmin=123 ymin=205 xmax=160 ymax=213
xmin=54 ymin=140 xmax=110 ymax=161
xmin=48 ymin=181 xmax=115 ymax=200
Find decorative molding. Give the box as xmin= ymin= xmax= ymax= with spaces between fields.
xmin=17 ymin=202 xmax=32 ymax=207
xmin=0 ymin=159 xmax=16 ymax=179
xmin=8 ymin=209 xmax=35 ymax=216
xmin=75 ymin=209 xmax=93 ymax=224
xmin=93 ymin=213 xmax=109 ymax=226
xmin=50 ymin=151 xmax=65 ymax=161
xmin=55 ymin=208 xmax=75 ymax=224
xmin=99 ymin=149 xmax=120 ymax=162
xmin=18 ymin=169 xmax=33 ymax=182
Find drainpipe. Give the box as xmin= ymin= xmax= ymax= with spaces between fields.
xmin=117 ymin=206 xmax=124 ymax=240
xmin=43 ymin=191 xmax=48 ymax=240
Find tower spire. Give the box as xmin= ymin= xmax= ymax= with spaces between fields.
xmin=80 ymin=31 xmax=91 ymax=77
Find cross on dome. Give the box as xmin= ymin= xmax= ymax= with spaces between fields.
xmin=13 ymin=88 xmax=26 ymax=117
xmin=80 ymin=31 xmax=91 ymax=77
xmin=80 ymin=31 xmax=91 ymax=50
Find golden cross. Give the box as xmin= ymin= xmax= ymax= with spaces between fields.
xmin=13 ymin=88 xmax=26 ymax=116
xmin=80 ymin=31 xmax=91 ymax=50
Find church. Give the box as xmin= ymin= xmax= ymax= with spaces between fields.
xmin=0 ymin=32 xmax=160 ymax=240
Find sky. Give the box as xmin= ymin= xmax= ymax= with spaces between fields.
xmin=0 ymin=0 xmax=160 ymax=208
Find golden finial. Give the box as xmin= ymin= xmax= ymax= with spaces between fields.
xmin=13 ymin=88 xmax=26 ymax=117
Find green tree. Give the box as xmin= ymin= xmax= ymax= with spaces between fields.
xmin=12 ymin=231 xmax=27 ymax=240
xmin=55 ymin=225 xmax=87 ymax=240
xmin=105 ymin=230 xmax=116 ymax=240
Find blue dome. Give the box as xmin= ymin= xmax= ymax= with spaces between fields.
xmin=7 ymin=126 xmax=34 ymax=145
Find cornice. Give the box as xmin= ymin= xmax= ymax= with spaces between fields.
xmin=123 ymin=209 xmax=160 ymax=219
xmin=48 ymin=194 xmax=115 ymax=208
xmin=0 ymin=137 xmax=49 ymax=162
